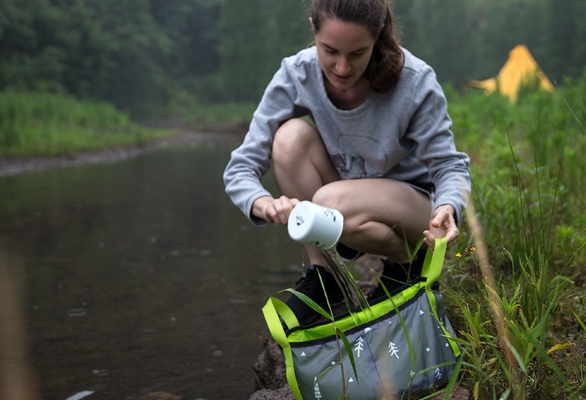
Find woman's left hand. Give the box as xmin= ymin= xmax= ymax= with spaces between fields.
xmin=423 ymin=204 xmax=458 ymax=250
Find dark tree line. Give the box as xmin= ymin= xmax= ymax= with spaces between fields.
xmin=394 ymin=0 xmax=586 ymax=88
xmin=0 ymin=0 xmax=223 ymax=116
xmin=1 ymin=0 xmax=585 ymax=117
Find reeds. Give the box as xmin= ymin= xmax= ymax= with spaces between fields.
xmin=451 ymin=75 xmax=586 ymax=272
xmin=441 ymin=75 xmax=586 ymax=399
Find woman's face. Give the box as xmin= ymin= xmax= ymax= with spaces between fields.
xmin=313 ymin=18 xmax=375 ymax=91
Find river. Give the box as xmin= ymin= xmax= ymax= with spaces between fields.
xmin=0 ymin=138 xmax=306 ymax=400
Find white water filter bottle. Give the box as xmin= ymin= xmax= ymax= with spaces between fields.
xmin=287 ymin=201 xmax=344 ymax=250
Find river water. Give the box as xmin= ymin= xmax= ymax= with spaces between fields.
xmin=0 ymin=139 xmax=307 ymax=399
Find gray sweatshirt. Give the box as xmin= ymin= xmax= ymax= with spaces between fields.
xmin=223 ymin=46 xmax=470 ymax=225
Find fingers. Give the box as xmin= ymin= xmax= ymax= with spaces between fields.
xmin=261 ymin=195 xmax=300 ymax=225
xmin=423 ymin=229 xmax=436 ymax=249
xmin=424 ymin=204 xmax=459 ymax=250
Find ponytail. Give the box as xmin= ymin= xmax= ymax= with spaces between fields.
xmin=364 ymin=6 xmax=404 ymax=93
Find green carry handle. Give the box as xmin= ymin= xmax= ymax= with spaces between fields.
xmin=421 ymin=236 xmax=447 ymax=286
xmin=262 ymin=296 xmax=305 ymax=400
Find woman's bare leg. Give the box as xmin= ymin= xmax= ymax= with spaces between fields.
xmin=313 ymin=179 xmax=431 ymax=263
xmin=272 ymin=118 xmax=431 ymax=265
xmin=272 ymin=118 xmax=339 ymax=266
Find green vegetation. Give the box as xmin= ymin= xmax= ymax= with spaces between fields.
xmin=438 ymin=74 xmax=586 ymax=399
xmin=182 ymin=102 xmax=257 ymax=133
xmin=0 ymin=92 xmax=173 ymax=156
xmin=1 ymin=0 xmax=585 ymax=116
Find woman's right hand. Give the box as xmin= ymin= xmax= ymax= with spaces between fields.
xmin=252 ymin=195 xmax=301 ymax=225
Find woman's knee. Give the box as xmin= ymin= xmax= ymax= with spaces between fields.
xmin=313 ymin=184 xmax=366 ymax=238
xmin=312 ymin=179 xmax=431 ymax=240
xmin=273 ymin=118 xmax=319 ymax=165
xmin=312 ymin=182 xmax=348 ymax=211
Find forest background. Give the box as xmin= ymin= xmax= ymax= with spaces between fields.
xmin=2 ymin=0 xmax=586 ymax=119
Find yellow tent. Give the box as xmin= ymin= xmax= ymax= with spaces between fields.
xmin=468 ymin=44 xmax=555 ymax=102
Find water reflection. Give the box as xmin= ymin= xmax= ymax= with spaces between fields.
xmin=0 ymin=139 xmax=305 ymax=400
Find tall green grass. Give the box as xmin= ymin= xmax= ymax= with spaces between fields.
xmin=449 ymin=73 xmax=586 ymax=272
xmin=0 ymin=92 xmax=172 ymax=156
xmin=441 ymin=72 xmax=586 ymax=399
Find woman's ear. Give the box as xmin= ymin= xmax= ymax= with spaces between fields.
xmin=309 ymin=17 xmax=316 ymax=34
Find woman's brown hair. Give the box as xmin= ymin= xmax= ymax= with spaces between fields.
xmin=309 ymin=0 xmax=404 ymax=93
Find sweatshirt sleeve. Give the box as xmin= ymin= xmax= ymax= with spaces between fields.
xmin=223 ymin=57 xmax=308 ymax=225
xmin=406 ymin=67 xmax=471 ymax=224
